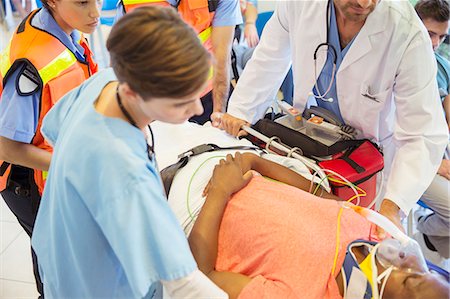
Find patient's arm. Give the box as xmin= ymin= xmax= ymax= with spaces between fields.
xmin=189 ymin=154 xmax=253 ymax=299
xmin=241 ymin=153 xmax=340 ymax=200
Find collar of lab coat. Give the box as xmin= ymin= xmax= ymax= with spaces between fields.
xmin=338 ymin=0 xmax=388 ymax=73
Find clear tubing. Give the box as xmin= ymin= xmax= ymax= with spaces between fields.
xmin=242 ymin=125 xmax=332 ymax=190
xmin=348 ymin=205 xmax=409 ymax=243
xmin=366 ymin=171 xmax=384 ymax=210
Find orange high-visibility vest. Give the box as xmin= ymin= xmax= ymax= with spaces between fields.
xmin=122 ymin=0 xmax=171 ymax=13
xmin=121 ymin=0 xmax=215 ymax=95
xmin=0 ymin=9 xmax=98 ymax=195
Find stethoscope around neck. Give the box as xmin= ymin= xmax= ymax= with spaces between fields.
xmin=312 ymin=0 xmax=337 ymax=102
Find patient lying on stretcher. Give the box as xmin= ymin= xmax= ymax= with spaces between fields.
xmin=152 ymin=122 xmax=449 ymax=299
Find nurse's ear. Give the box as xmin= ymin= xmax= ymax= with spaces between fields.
xmin=119 ymin=83 xmax=145 ymax=103
xmin=46 ymin=0 xmax=56 ymax=9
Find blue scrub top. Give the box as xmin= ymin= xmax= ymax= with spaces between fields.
xmin=115 ymin=0 xmax=242 ymax=27
xmin=311 ymin=3 xmax=357 ymax=124
xmin=436 ymin=52 xmax=450 ymax=102
xmin=32 ymin=68 xmax=198 ymax=298
xmin=0 ymin=8 xmax=86 ymax=143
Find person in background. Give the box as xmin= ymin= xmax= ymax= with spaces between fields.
xmin=0 ymin=0 xmax=99 ymax=295
xmin=213 ymin=0 xmax=448 ymax=238
xmin=11 ymin=0 xmax=31 ymax=19
xmin=230 ymin=0 xmax=259 ymax=84
xmin=116 ymin=0 xmax=242 ymax=124
xmin=414 ymin=0 xmax=450 ymax=266
xmin=239 ymin=0 xmax=259 ymax=48
xmin=32 ymin=6 xmax=227 ymax=298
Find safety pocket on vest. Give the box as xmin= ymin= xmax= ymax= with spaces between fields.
xmin=47 ymin=69 xmax=85 ymax=104
xmin=187 ymin=0 xmax=208 ymax=10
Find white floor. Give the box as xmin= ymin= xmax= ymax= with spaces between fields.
xmin=0 ymin=197 xmax=40 ymax=299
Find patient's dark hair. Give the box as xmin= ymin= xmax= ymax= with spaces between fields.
xmin=107 ymin=6 xmax=211 ymax=100
xmin=415 ymin=0 xmax=450 ymax=22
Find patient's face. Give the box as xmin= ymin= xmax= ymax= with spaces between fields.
xmin=140 ymin=88 xmax=205 ymax=124
xmin=383 ymin=269 xmax=449 ymax=299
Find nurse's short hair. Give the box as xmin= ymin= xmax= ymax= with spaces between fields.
xmin=415 ymin=0 xmax=450 ymax=23
xmin=107 ymin=6 xmax=211 ymax=100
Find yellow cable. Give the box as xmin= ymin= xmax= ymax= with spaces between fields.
xmin=328 ymin=178 xmax=367 ymax=203
xmin=328 ymin=178 xmax=365 ymax=193
xmin=332 ymin=207 xmax=344 ymax=276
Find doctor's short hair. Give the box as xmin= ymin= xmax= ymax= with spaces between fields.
xmin=415 ymin=0 xmax=450 ymax=23
xmin=106 ymin=6 xmax=211 ymax=100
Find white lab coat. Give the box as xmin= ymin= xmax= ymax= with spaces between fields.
xmin=228 ymin=0 xmax=449 ymax=214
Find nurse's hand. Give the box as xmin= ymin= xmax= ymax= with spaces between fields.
xmin=376 ymin=199 xmax=405 ymax=239
xmin=437 ymin=159 xmax=450 ymax=180
xmin=211 ymin=112 xmax=249 ymax=137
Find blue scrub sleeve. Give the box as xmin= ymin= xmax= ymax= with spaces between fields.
xmin=0 ymin=65 xmax=41 ymax=143
xmin=96 ymin=175 xmax=197 ymax=297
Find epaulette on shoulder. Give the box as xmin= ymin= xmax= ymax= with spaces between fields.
xmin=16 ymin=62 xmax=42 ymax=96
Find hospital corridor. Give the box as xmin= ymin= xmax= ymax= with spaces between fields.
xmin=1 ymin=0 xmax=450 ymax=298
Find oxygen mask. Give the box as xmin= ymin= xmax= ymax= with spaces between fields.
xmin=342 ymin=203 xmax=429 ymax=275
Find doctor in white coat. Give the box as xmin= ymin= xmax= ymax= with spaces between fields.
xmin=214 ymin=0 xmax=449 ymax=234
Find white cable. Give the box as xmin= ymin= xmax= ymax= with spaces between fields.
xmin=320 ymin=168 xmax=360 ymax=204
xmin=243 ymin=125 xmax=330 ymax=191
xmin=367 ymin=171 xmax=384 ymax=210
xmin=242 ymin=126 xmax=366 ymax=202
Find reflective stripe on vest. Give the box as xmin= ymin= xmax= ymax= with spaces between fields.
xmin=198 ymin=26 xmax=212 ymax=44
xmin=123 ymin=0 xmax=163 ymax=5
xmin=1 ymin=40 xmax=78 ymax=91
xmin=122 ymin=0 xmax=169 ymax=12
xmin=198 ymin=26 xmax=214 ymax=80
xmin=0 ymin=42 xmax=12 ymax=91
xmin=38 ymin=49 xmax=77 ymax=85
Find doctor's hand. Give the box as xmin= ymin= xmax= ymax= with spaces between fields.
xmin=211 ymin=112 xmax=249 ymax=137
xmin=376 ymin=199 xmax=405 ymax=239
xmin=203 ymin=153 xmax=255 ymax=199
xmin=437 ymin=159 xmax=450 ymax=180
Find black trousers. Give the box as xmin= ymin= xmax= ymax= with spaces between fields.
xmin=189 ymin=91 xmax=214 ymax=125
xmin=189 ymin=85 xmax=234 ymax=125
xmin=1 ymin=170 xmax=44 ymax=297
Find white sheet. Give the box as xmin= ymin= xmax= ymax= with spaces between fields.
xmin=151 ymin=121 xmax=322 ymax=235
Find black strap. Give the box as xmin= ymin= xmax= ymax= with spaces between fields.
xmin=340 ymin=156 xmax=365 ymax=174
xmin=160 ymin=143 xmax=259 ymax=195
xmin=208 ymin=0 xmax=219 ymax=12
xmin=172 ymin=0 xmax=218 ymax=12
xmin=338 ymin=143 xmax=366 ymax=174
xmin=0 ymin=161 xmax=10 ymax=176
xmin=231 ymin=47 xmax=240 ymax=82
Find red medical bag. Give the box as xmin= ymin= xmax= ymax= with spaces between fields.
xmin=318 ymin=140 xmax=384 ymax=207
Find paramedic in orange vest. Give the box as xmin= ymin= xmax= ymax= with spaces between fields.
xmin=116 ymin=0 xmax=242 ymax=124
xmin=0 ymin=0 xmax=99 ymax=295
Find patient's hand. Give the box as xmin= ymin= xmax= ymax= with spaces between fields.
xmin=211 ymin=112 xmax=249 ymax=137
xmin=203 ymin=153 xmax=254 ymax=198
xmin=437 ymin=159 xmax=450 ymax=180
